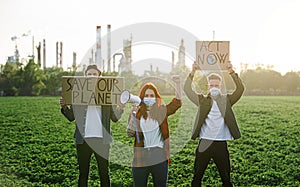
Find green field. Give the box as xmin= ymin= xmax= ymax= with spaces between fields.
xmin=1 ymin=96 xmax=299 ymax=186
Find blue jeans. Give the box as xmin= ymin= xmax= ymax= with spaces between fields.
xmin=132 ymin=160 xmax=168 ymax=187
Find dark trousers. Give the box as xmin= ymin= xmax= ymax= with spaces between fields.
xmin=132 ymin=160 xmax=168 ymax=187
xmin=191 ymin=140 xmax=233 ymax=187
xmin=76 ymin=141 xmax=110 ymax=187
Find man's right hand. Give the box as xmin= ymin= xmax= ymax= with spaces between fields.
xmin=191 ymin=62 xmax=201 ymax=76
xmin=59 ymin=98 xmax=67 ymax=109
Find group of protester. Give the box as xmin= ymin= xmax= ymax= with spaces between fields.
xmin=59 ymin=61 xmax=244 ymax=187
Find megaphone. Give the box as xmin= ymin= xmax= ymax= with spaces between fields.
xmin=120 ymin=90 xmax=141 ymax=106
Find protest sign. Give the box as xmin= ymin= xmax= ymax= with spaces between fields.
xmin=62 ymin=76 xmax=124 ymax=105
xmin=196 ymin=41 xmax=230 ymax=70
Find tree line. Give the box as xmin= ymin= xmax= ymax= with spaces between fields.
xmin=0 ymin=60 xmax=299 ymax=96
xmin=240 ymin=68 xmax=300 ymax=95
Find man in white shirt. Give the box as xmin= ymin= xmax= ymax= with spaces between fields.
xmin=184 ymin=62 xmax=244 ymax=187
xmin=60 ymin=65 xmax=124 ymax=187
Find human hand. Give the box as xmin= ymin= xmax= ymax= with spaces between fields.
xmin=227 ymin=61 xmax=235 ymax=74
xmin=172 ymin=75 xmax=182 ymax=99
xmin=130 ymin=104 xmax=138 ymax=114
xmin=118 ymin=103 xmax=125 ymax=110
xmin=191 ymin=62 xmax=201 ymax=76
xmin=126 ymin=129 xmax=136 ymax=137
xmin=59 ymin=98 xmax=67 ymax=109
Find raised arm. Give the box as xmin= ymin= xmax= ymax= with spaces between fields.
xmin=172 ymin=75 xmax=182 ymax=100
xmin=227 ymin=62 xmax=245 ymax=105
xmin=183 ymin=63 xmax=202 ymax=106
xmin=165 ymin=76 xmax=183 ymax=116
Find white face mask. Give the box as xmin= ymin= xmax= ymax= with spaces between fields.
xmin=210 ymin=87 xmax=221 ymax=97
xmin=143 ymin=97 xmax=156 ymax=107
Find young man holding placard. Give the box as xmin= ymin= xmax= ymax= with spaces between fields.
xmin=60 ymin=64 xmax=124 ymax=187
xmin=184 ymin=62 xmax=244 ymax=187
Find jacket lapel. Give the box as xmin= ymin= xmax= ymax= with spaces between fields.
xmin=215 ymin=95 xmax=227 ymax=117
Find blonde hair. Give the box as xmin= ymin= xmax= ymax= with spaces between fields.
xmin=207 ymin=73 xmax=222 ymax=82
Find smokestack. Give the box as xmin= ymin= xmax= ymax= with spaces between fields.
xmin=107 ymin=24 xmax=111 ymax=72
xmin=95 ymin=26 xmax=102 ymax=70
xmin=172 ymin=51 xmax=175 ymax=70
xmin=89 ymin=49 xmax=94 ymax=65
xmin=32 ymin=36 xmax=34 ymax=61
xmin=36 ymin=42 xmax=41 ymax=68
xmin=56 ymin=42 xmax=58 ymax=67
xmin=73 ymin=52 xmax=76 ymax=71
xmin=60 ymin=42 xmax=63 ymax=68
xmin=43 ymin=39 xmax=46 ymax=69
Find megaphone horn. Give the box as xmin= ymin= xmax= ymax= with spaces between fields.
xmin=120 ymin=90 xmax=141 ymax=106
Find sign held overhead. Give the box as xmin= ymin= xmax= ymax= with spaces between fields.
xmin=196 ymin=41 xmax=230 ymax=70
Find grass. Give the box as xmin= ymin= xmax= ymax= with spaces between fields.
xmin=0 ymin=96 xmax=299 ymax=186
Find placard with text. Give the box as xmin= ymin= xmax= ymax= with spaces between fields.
xmin=62 ymin=76 xmax=124 ymax=105
xmin=196 ymin=41 xmax=230 ymax=70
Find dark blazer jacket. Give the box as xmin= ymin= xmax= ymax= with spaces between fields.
xmin=184 ymin=72 xmax=245 ymax=140
xmin=61 ymin=105 xmax=123 ymax=144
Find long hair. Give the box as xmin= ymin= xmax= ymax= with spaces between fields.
xmin=137 ymin=82 xmax=166 ymax=121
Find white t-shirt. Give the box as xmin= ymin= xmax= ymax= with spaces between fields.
xmin=140 ymin=117 xmax=164 ymax=148
xmin=84 ymin=106 xmax=103 ymax=138
xmin=200 ymin=100 xmax=233 ymax=140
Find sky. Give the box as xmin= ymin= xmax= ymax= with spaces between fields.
xmin=1 ymin=0 xmax=300 ymax=75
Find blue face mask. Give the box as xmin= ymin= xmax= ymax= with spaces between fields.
xmin=143 ymin=97 xmax=156 ymax=107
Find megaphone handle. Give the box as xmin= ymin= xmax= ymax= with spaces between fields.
xmin=132 ymin=113 xmax=140 ymax=143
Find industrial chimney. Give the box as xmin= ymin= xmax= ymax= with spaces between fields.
xmin=43 ymin=39 xmax=46 ymax=69
xmin=95 ymin=26 xmax=102 ymax=70
xmin=107 ymin=24 xmax=111 ymax=72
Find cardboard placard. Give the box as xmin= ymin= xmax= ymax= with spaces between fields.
xmin=62 ymin=76 xmax=124 ymax=105
xmin=196 ymin=41 xmax=230 ymax=70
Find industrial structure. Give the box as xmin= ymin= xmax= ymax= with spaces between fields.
xmin=6 ymin=26 xmax=186 ymax=75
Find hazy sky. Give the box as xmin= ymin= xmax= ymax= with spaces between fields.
xmin=1 ymin=0 xmax=300 ymax=75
